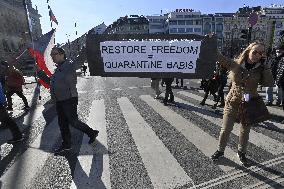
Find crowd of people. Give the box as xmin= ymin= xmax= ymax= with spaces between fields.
xmin=150 ymin=40 xmax=283 ymax=167
xmin=0 ymin=47 xmax=99 ymax=155
xmin=1 ymin=39 xmax=284 ymax=165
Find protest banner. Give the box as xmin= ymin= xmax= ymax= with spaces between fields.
xmin=86 ymin=33 xmax=217 ymax=79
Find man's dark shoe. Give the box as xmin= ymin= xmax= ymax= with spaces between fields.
xmin=89 ymin=130 xmax=99 ymax=144
xmin=163 ymin=101 xmax=168 ymax=106
xmin=237 ymin=151 xmax=249 ymax=166
xmin=54 ymin=146 xmax=72 ymax=155
xmin=265 ymin=101 xmax=273 ymax=106
xmin=200 ymin=101 xmax=205 ymax=106
xmin=169 ymin=99 xmax=175 ymax=103
xmin=7 ymin=135 xmax=24 ymax=144
xmin=211 ymin=150 xmax=224 ymax=160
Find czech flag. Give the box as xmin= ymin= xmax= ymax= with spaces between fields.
xmin=28 ymin=29 xmax=56 ymax=89
xmin=49 ymin=8 xmax=58 ymax=25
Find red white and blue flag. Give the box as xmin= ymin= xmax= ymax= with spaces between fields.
xmin=49 ymin=8 xmax=58 ymax=25
xmin=28 ymin=29 xmax=56 ymax=89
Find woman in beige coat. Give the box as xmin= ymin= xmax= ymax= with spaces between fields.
xmin=211 ymin=41 xmax=274 ymax=166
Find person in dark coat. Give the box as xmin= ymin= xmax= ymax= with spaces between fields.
xmin=212 ymin=62 xmax=228 ymax=109
xmin=274 ymin=43 xmax=284 ymax=110
xmin=200 ymin=66 xmax=219 ymax=106
xmin=265 ymin=48 xmax=281 ymax=106
xmin=37 ymin=47 xmax=99 ymax=155
xmin=5 ymin=65 xmax=29 ymax=111
xmin=162 ymin=78 xmax=174 ymax=106
xmin=0 ymin=83 xmax=24 ymax=144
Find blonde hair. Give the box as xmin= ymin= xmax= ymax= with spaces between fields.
xmin=235 ymin=41 xmax=265 ymax=65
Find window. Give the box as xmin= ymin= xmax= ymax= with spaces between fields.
xmin=195 ymin=20 xmax=201 ymax=25
xmin=169 ymin=20 xmax=177 ymax=25
xmin=216 ymin=23 xmax=223 ymax=32
xmin=186 ymin=28 xmax=193 ymax=33
xmin=204 ymin=23 xmax=211 ymax=30
xmin=184 ymin=15 xmax=192 ymax=18
xmin=194 ymin=28 xmax=201 ymax=32
xmin=178 ymin=20 xmax=185 ymax=25
xmin=178 ymin=28 xmax=186 ymax=33
xmin=203 ymin=18 xmax=211 ymax=22
xmin=186 ymin=20 xmax=193 ymax=25
xmin=276 ymin=21 xmax=282 ymax=28
xmin=152 ymin=19 xmax=161 ymax=23
xmin=176 ymin=15 xmax=184 ymax=18
xmin=150 ymin=25 xmax=163 ymax=29
xmin=170 ymin=28 xmax=178 ymax=33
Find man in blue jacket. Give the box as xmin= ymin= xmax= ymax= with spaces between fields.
xmin=38 ymin=46 xmax=99 ymax=155
xmin=0 ymin=83 xmax=23 ymax=144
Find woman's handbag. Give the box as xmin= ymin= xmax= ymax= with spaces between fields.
xmin=238 ymin=96 xmax=270 ymax=125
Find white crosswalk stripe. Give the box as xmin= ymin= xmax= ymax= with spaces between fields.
xmin=140 ymin=95 xmax=239 ymax=172
xmin=118 ymin=97 xmax=193 ymax=189
xmin=1 ymin=87 xmax=283 ymax=189
xmin=188 ymin=88 xmax=284 ymax=130
xmin=0 ymin=104 xmax=52 ymax=143
xmin=71 ymin=99 xmax=111 ymax=189
xmin=178 ymin=91 xmax=284 ymax=155
xmin=0 ymin=117 xmax=60 ymax=189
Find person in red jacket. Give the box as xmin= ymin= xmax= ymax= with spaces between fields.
xmin=5 ymin=65 xmax=30 ymax=111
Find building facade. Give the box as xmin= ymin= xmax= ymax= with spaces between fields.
xmin=262 ymin=6 xmax=284 ymax=47
xmin=0 ymin=0 xmax=42 ymax=62
xmin=147 ymin=14 xmax=167 ymax=34
xmin=104 ymin=15 xmax=149 ymax=34
xmin=166 ymin=9 xmax=203 ymax=35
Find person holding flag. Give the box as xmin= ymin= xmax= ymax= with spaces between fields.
xmin=36 ymin=46 xmax=99 ymax=155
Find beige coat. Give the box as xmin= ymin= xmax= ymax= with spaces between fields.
xmin=217 ymin=54 xmax=274 ymax=116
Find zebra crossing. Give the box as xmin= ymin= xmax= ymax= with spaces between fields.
xmin=178 ymin=91 xmax=284 ymax=155
xmin=0 ymin=82 xmax=283 ymax=188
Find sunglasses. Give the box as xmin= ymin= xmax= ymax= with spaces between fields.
xmin=50 ymin=52 xmax=59 ymax=56
xmin=252 ymin=50 xmax=265 ymax=56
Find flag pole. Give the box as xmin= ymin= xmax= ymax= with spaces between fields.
xmin=23 ymin=0 xmax=41 ymax=100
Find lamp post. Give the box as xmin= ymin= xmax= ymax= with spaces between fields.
xmin=66 ymin=34 xmax=71 ymax=59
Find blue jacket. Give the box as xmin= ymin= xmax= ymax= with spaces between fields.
xmin=0 ymin=83 xmax=6 ymax=105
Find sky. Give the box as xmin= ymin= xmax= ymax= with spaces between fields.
xmin=31 ymin=0 xmax=284 ymax=44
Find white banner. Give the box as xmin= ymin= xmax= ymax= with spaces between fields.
xmin=100 ymin=40 xmax=201 ymax=73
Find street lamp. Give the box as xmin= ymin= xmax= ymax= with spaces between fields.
xmin=66 ymin=34 xmax=71 ymax=58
